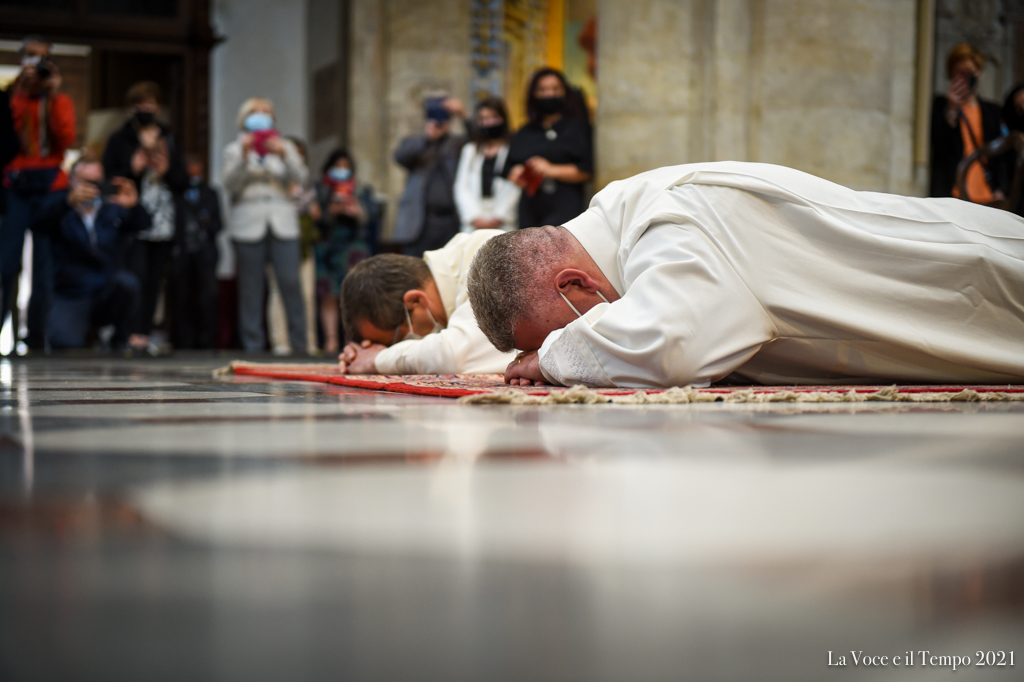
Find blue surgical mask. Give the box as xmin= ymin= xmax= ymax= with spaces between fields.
xmin=559 ymin=290 xmax=609 ymax=317
xmin=328 ymin=167 xmax=352 ymax=182
xmin=243 ymin=112 xmax=274 ymax=132
xmin=392 ymin=306 xmax=444 ymax=344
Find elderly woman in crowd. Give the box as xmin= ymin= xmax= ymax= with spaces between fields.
xmin=453 ymin=96 xmax=520 ymax=233
xmin=222 ymin=97 xmax=308 ymax=354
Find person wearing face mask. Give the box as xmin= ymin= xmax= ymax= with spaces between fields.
xmin=313 ymin=148 xmax=379 ymax=353
xmin=930 ymin=43 xmax=1009 ymax=202
xmin=38 ymin=155 xmax=151 ymax=350
xmin=336 ymin=229 xmax=516 ymax=375
xmin=102 ymin=81 xmax=188 ymax=352
xmin=392 ymin=93 xmax=470 ymax=258
xmin=505 ymin=68 xmax=593 ymax=231
xmin=453 ymin=97 xmax=521 ymax=233
xmin=1 ymin=34 xmax=76 ymax=352
xmin=168 ymin=154 xmax=222 ymax=349
xmin=222 ymin=97 xmax=309 ymax=354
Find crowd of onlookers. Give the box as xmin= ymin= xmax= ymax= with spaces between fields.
xmin=0 ymin=33 xmax=593 ymax=356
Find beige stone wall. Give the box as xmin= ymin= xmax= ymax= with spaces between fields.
xmin=349 ymin=0 xmax=472 ymax=238
xmin=596 ymin=0 xmax=920 ymax=194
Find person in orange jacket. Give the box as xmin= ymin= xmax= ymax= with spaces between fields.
xmin=1 ymin=34 xmax=76 ymax=352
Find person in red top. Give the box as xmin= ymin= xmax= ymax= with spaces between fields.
xmin=1 ymin=35 xmax=76 ymax=351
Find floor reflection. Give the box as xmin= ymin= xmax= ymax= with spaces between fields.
xmin=0 ymin=356 xmax=1023 ymax=681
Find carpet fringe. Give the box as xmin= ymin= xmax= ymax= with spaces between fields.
xmin=212 ymin=360 xmax=287 ymax=378
xmin=457 ymin=384 xmax=1024 ymax=405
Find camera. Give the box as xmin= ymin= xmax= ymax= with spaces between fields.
xmin=22 ymin=54 xmax=55 ymax=80
xmin=424 ymin=97 xmax=451 ymax=123
xmin=967 ymin=73 xmax=978 ymax=91
xmin=88 ymin=180 xmax=119 ymax=198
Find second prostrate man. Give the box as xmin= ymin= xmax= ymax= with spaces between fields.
xmin=338 ymin=229 xmax=515 ymax=374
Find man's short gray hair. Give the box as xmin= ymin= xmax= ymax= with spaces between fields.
xmin=467 ymin=227 xmax=567 ymax=352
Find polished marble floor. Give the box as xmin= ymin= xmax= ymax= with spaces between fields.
xmin=1 ymin=356 xmax=1022 ymax=681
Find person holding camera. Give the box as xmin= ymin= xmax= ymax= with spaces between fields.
xmin=39 ymin=155 xmax=151 ymax=350
xmin=392 ymin=94 xmax=469 ymax=258
xmin=314 ymin=148 xmax=379 ymax=353
xmin=222 ymin=97 xmax=309 ymax=354
xmin=929 ymin=43 xmax=1008 ymax=202
xmin=0 ymin=34 xmax=76 ymax=351
xmin=102 ymin=81 xmax=188 ymax=352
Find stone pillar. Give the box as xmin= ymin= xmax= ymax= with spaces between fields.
xmin=349 ymin=0 xmax=473 ymax=239
xmin=596 ymin=0 xmax=919 ymax=194
xmin=595 ymin=0 xmax=706 ymax=186
xmin=349 ymin=0 xmax=390 ymax=207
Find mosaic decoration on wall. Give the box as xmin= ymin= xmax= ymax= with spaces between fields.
xmin=502 ymin=0 xmax=551 ymax=128
xmin=471 ymin=0 xmax=506 ymax=102
xmin=472 ymin=0 xmax=595 ymax=128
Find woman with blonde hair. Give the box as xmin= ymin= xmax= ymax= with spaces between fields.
xmin=222 ymin=97 xmax=308 ymax=353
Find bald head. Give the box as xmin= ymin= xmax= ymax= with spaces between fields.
xmin=468 ymin=225 xmax=616 ymax=352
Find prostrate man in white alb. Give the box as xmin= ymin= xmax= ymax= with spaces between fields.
xmin=339 ymin=229 xmax=516 ymax=374
xmin=467 ymin=162 xmax=1024 ymax=388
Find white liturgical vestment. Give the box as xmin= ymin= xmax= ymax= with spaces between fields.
xmin=537 ymin=162 xmax=1024 ymax=387
xmin=375 ymin=230 xmax=517 ymax=374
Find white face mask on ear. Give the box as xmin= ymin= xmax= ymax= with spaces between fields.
xmin=393 ymin=306 xmax=444 ymax=344
xmin=559 ymin=290 xmax=609 ymax=318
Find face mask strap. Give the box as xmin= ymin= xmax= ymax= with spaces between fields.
xmin=559 ymin=290 xmax=610 ymax=318
xmin=392 ymin=305 xmax=443 ymax=344
xmin=393 ymin=307 xmax=418 ymax=344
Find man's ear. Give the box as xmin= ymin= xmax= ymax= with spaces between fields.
xmin=554 ymin=268 xmax=600 ymax=294
xmin=402 ymin=289 xmax=428 ymax=310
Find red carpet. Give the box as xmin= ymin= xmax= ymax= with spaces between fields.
xmin=225 ymin=362 xmax=1024 ymax=402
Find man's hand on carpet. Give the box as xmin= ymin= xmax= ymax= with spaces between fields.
xmin=339 ymin=340 xmax=385 ymax=374
xmin=505 ymin=351 xmax=548 ymax=386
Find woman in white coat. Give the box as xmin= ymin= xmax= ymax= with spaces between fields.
xmin=222 ymin=97 xmax=308 ymax=353
xmin=453 ymin=97 xmax=520 ymax=233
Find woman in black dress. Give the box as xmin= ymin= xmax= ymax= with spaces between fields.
xmin=506 ymin=68 xmax=593 ymax=230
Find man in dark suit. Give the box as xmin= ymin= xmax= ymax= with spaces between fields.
xmin=43 ymin=156 xmax=151 ymax=350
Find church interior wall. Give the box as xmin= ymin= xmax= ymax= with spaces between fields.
xmin=596 ymin=0 xmax=919 ymax=195
xmin=349 ymin=0 xmax=474 ymax=239
xmin=210 ymin=0 xmax=310 ymax=189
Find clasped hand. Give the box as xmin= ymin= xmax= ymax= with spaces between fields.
xmin=504 ymin=350 xmax=548 ymax=386
xmin=338 ymin=339 xmax=386 ymax=374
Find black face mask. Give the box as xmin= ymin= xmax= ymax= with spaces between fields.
xmin=535 ymin=96 xmax=565 ymax=115
xmin=479 ymin=123 xmax=506 ymax=140
xmin=133 ymin=111 xmax=156 ymax=127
